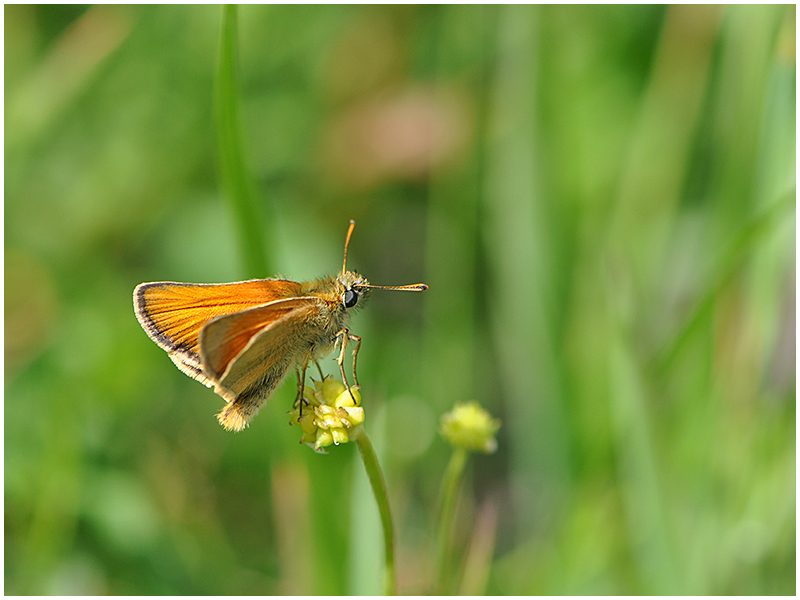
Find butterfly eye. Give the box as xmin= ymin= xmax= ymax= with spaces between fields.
xmin=343 ymin=289 xmax=358 ymax=308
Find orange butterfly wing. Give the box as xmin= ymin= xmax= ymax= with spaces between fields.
xmin=133 ymin=279 xmax=304 ymax=386
xmin=198 ymin=297 xmax=326 ymax=399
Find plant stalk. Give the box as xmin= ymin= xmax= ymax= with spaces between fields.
xmin=215 ymin=4 xmax=269 ymax=278
xmin=434 ymin=447 xmax=468 ymax=594
xmin=354 ymin=429 xmax=396 ymax=595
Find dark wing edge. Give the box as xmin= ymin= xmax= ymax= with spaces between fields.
xmin=133 ymin=282 xmax=214 ymax=387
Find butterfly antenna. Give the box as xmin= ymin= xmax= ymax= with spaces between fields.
xmin=342 ymin=220 xmax=356 ymax=273
xmin=365 ymin=283 xmax=429 ymax=292
xmin=342 ymin=219 xmax=428 ymax=291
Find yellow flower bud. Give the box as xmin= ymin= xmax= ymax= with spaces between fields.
xmin=321 ymin=376 xmax=346 ymax=403
xmin=331 ymin=427 xmax=349 ymax=445
xmin=315 ymin=429 xmax=334 ymax=449
xmin=342 ymin=406 xmax=364 ymax=426
xmin=292 ymin=376 xmax=368 ymax=451
xmin=297 ymin=413 xmax=318 ymax=436
xmin=334 ymin=387 xmax=361 ymax=407
xmin=440 ymin=402 xmax=500 ymax=453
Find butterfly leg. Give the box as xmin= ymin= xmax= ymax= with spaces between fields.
xmin=349 ymin=334 xmax=362 ymax=389
xmin=294 ymin=356 xmax=312 ymax=413
xmin=335 ymin=329 xmax=362 ymax=402
xmin=314 ymin=359 xmax=325 ymax=380
xmin=335 ymin=329 xmax=354 ymax=397
xmin=335 ymin=328 xmax=350 ymax=388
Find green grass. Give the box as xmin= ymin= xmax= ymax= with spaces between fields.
xmin=5 ymin=4 xmax=795 ymax=595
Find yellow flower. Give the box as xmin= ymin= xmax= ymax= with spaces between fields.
xmin=291 ymin=375 xmax=364 ymax=452
xmin=440 ymin=402 xmax=500 ymax=453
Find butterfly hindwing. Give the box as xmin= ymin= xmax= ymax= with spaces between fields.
xmin=198 ymin=296 xmax=329 ymax=431
xmin=199 ymin=296 xmax=325 ymax=394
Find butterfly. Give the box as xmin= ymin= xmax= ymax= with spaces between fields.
xmin=134 ymin=221 xmax=427 ymax=431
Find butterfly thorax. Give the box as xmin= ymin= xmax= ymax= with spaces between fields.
xmin=291 ymin=271 xmax=367 ymax=355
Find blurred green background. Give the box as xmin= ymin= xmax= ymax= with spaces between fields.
xmin=5 ymin=4 xmax=795 ymax=595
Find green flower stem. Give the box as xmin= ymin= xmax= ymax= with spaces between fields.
xmin=215 ymin=4 xmax=269 ymax=278
xmin=434 ymin=446 xmax=468 ymax=595
xmin=354 ymin=428 xmax=396 ymax=596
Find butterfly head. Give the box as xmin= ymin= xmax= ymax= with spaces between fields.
xmin=338 ymin=270 xmax=371 ymax=310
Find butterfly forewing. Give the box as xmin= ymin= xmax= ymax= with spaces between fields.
xmin=134 ymin=279 xmax=303 ymax=385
